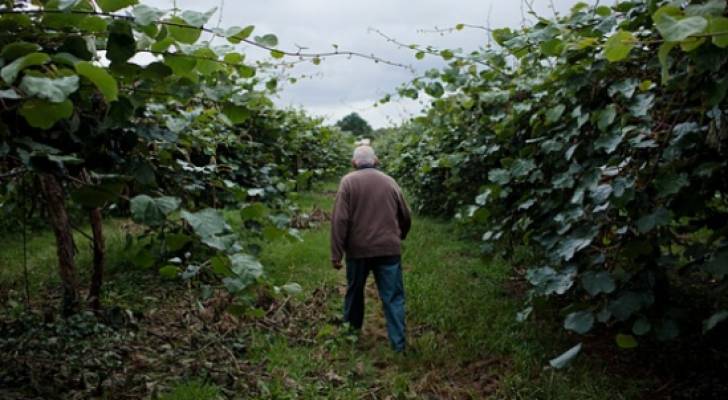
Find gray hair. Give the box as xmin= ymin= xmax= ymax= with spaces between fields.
xmin=352 ymin=145 xmax=377 ymax=167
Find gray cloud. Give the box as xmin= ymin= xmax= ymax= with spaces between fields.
xmin=147 ymin=0 xmax=592 ymax=127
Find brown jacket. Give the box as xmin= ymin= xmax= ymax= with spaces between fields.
xmin=331 ymin=167 xmax=411 ymax=261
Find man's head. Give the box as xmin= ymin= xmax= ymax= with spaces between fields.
xmin=352 ymin=145 xmax=378 ymax=169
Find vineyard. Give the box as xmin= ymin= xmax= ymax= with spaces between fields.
xmin=1 ymin=0 xmax=727 ymax=399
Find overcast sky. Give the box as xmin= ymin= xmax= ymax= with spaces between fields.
xmin=146 ymin=0 xmax=594 ymax=128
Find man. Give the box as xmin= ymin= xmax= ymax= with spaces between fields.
xmin=330 ymin=145 xmax=412 ymax=352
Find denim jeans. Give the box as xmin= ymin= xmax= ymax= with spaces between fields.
xmin=344 ymin=255 xmax=406 ymax=352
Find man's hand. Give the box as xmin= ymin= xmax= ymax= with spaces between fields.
xmin=332 ymin=260 xmax=343 ymax=270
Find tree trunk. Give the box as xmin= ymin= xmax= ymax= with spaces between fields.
xmin=87 ymin=207 xmax=105 ymax=311
xmin=40 ymin=174 xmax=79 ymax=316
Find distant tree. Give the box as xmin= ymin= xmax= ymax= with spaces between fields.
xmin=336 ymin=113 xmax=373 ymax=136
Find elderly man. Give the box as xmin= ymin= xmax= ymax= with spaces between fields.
xmin=331 ymin=145 xmax=412 ymax=352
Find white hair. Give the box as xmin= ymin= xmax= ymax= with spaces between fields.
xmin=352 ymin=145 xmax=377 ymax=167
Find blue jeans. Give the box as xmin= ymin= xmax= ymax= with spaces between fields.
xmin=344 ymin=255 xmax=406 ymax=352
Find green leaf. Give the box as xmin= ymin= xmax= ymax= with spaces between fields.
xmin=130 ymin=195 xmax=181 ymax=226
xmin=415 ymin=51 xmax=425 ymax=60
xmin=167 ymin=16 xmax=201 ymax=44
xmin=19 ymin=75 xmax=79 ymax=103
xmin=685 ymin=0 xmax=725 ymax=17
xmin=226 ymin=25 xmax=255 ymax=44
xmin=224 ymin=52 xmax=243 ymax=65
xmin=425 ymin=82 xmax=444 ymax=98
xmin=616 ymin=333 xmax=638 ymax=349
xmin=488 ymin=168 xmax=511 ymax=185
xmin=655 ymin=14 xmax=708 ymax=42
xmin=1 ymin=41 xmax=41 ymax=61
xmin=132 ymin=4 xmax=165 ymax=26
xmin=703 ymin=310 xmax=728 ymax=333
xmin=594 ymin=130 xmax=623 ymax=154
xmin=704 ymin=249 xmax=728 ymax=278
xmin=163 ymin=53 xmax=197 ymax=79
xmin=165 ymin=233 xmax=191 ymax=252
xmin=609 ymin=291 xmax=651 ymax=321
xmin=75 ymin=61 xmax=118 ymax=102
xmin=511 ymin=158 xmax=536 ymax=177
xmin=604 ymin=30 xmax=635 ymax=62
xmin=19 ymin=99 xmax=73 ymax=129
xmin=107 ymin=20 xmax=136 ymax=64
xmin=564 ymin=311 xmax=594 ymax=334
xmin=549 ymin=343 xmax=582 ymax=369
xmin=632 ymin=318 xmax=651 ymax=336
xmin=229 ymin=253 xmax=263 ymax=280
xmin=158 ymin=265 xmax=179 ymax=279
xmin=581 ymin=271 xmax=615 ymax=296
xmin=635 ymin=207 xmax=671 ymax=233
xmin=181 ymin=208 xmax=226 ymax=239
xmin=222 ymin=104 xmax=251 ymax=124
xmin=254 ymin=34 xmax=279 ymax=47
xmin=658 ymin=42 xmax=676 ymax=83
xmin=597 ymin=104 xmax=617 ymax=131
xmin=270 ymin=49 xmax=285 ymax=59
xmin=654 ymin=173 xmax=688 ymax=197
xmin=545 ymin=104 xmax=565 ymax=125
xmin=708 ymin=17 xmax=728 ymax=48
xmin=79 ymin=16 xmax=108 ymax=33
xmin=97 ymin=0 xmax=138 ymax=12
xmin=440 ymin=49 xmax=454 ymax=60
xmin=1 ymin=52 xmax=50 ymax=83
xmin=540 ymin=39 xmax=564 ymax=57
xmin=180 ymin=8 xmax=216 ymax=27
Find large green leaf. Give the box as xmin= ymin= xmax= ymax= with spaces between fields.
xmin=106 ymin=20 xmax=136 ymax=64
xmin=564 ymin=311 xmax=594 ymax=334
xmin=180 ymin=8 xmax=217 ymax=27
xmin=685 ymin=0 xmax=725 ymax=17
xmin=19 ymin=75 xmax=79 ymax=103
xmin=654 ymin=14 xmax=708 ymax=42
xmin=708 ymin=16 xmax=728 ymax=48
xmin=181 ymin=208 xmax=226 ymax=239
xmin=222 ymin=104 xmax=251 ymax=124
xmin=616 ymin=333 xmax=638 ymax=349
xmin=604 ymin=30 xmax=635 ymax=62
xmin=130 ymin=195 xmax=181 ymax=226
xmin=1 ymin=41 xmax=41 ymax=61
xmin=132 ymin=4 xmax=165 ymax=26
xmin=75 ymin=61 xmax=118 ymax=102
xmin=581 ymin=271 xmax=615 ymax=296
xmin=167 ymin=16 xmax=202 ymax=44
xmin=19 ymin=99 xmax=73 ymax=129
xmin=226 ymin=25 xmax=255 ymax=44
xmin=1 ymin=52 xmax=50 ymax=83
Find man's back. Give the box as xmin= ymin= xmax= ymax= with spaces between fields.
xmin=330 ymin=168 xmax=411 ymax=261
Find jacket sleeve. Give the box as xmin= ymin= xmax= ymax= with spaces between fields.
xmin=396 ymin=186 xmax=412 ymax=240
xmin=330 ymin=180 xmax=350 ymax=262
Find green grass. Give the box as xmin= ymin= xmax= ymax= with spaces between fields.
xmin=0 ymin=219 xmax=131 ymax=296
xmin=159 ymin=379 xmax=221 ymax=400
xmin=248 ymin=185 xmax=647 ymax=399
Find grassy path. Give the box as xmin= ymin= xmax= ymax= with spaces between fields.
xmin=245 ymin=183 xmax=642 ymax=399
